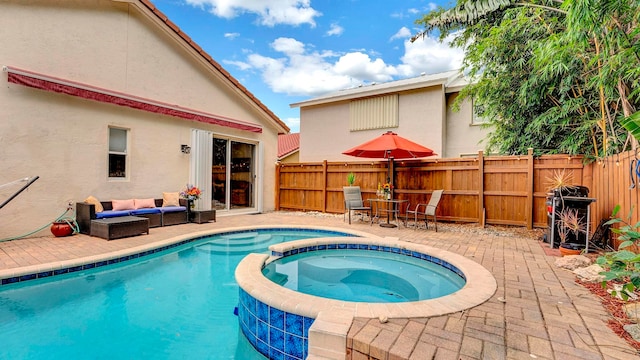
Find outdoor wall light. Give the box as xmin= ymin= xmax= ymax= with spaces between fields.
xmin=181 ymin=144 xmax=191 ymax=154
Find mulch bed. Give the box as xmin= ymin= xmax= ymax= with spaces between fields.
xmin=578 ymin=279 xmax=640 ymax=350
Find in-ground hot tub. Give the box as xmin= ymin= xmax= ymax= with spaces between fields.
xmin=235 ymin=236 xmax=497 ymax=360
xmin=262 ymin=248 xmax=466 ymax=303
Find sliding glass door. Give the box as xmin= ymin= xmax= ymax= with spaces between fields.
xmin=212 ymin=137 xmax=255 ymax=211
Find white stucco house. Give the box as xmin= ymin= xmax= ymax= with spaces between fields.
xmin=0 ymin=0 xmax=289 ymax=239
xmin=290 ymin=71 xmax=490 ymax=162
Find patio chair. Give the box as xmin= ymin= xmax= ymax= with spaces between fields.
xmin=343 ymin=186 xmax=372 ymax=224
xmin=405 ymin=190 xmax=443 ymax=231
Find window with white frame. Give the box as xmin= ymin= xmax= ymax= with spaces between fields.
xmin=349 ymin=94 xmax=399 ymax=131
xmin=108 ymin=127 xmax=128 ymax=178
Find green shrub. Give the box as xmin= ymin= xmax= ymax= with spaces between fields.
xmin=596 ymin=205 xmax=640 ymax=300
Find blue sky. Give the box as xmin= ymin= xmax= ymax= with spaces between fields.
xmin=153 ymin=0 xmax=463 ymax=132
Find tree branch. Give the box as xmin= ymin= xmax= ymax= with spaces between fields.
xmin=514 ymin=2 xmax=567 ymax=14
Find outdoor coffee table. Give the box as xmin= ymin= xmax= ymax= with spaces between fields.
xmin=90 ymin=216 xmax=149 ymax=240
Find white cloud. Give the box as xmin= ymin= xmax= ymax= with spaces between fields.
xmin=227 ymin=35 xmax=462 ymax=97
xmin=334 ymin=53 xmax=396 ymax=82
xmin=243 ymin=37 xmax=399 ymax=96
xmin=185 ymin=0 xmax=321 ymax=27
xmin=391 ymin=5 xmax=436 ymax=19
xmin=326 ymin=23 xmax=344 ymax=36
xmin=271 ymin=37 xmax=306 ymax=55
xmin=283 ymin=117 xmax=300 ymax=132
xmin=398 ymin=34 xmax=464 ymax=76
xmin=390 ymin=27 xmax=411 ymax=42
xmin=246 ymin=51 xmax=352 ymax=96
xmin=222 ymin=59 xmax=253 ymax=71
xmin=224 ymin=32 xmax=240 ymax=40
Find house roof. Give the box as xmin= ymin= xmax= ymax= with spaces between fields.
xmin=278 ymin=133 xmax=300 ymax=159
xmin=134 ymin=0 xmax=290 ymax=134
xmin=445 ymin=75 xmax=470 ymax=93
xmin=290 ymin=70 xmax=463 ymax=108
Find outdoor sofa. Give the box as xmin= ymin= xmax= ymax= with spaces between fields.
xmin=76 ymin=196 xmax=188 ymax=236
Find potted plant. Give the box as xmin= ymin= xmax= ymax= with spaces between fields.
xmin=180 ymin=184 xmax=201 ymax=206
xmin=556 ymin=208 xmax=587 ymax=256
xmin=346 ymin=172 xmax=356 ymax=186
xmin=382 ymin=181 xmax=393 ymax=200
xmin=545 ymin=169 xmax=578 ymax=195
xmin=546 ymin=169 xmax=575 ymax=190
xmin=50 ymin=218 xmax=76 ymax=237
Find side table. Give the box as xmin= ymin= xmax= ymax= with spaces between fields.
xmin=190 ymin=209 xmax=216 ymax=224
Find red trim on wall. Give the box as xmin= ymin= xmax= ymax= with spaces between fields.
xmin=5 ymin=67 xmax=262 ymax=133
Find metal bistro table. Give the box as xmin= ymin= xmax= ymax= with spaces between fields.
xmin=369 ymin=198 xmax=408 ymax=228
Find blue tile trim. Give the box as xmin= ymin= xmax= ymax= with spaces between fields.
xmin=68 ymin=265 xmax=82 ymax=273
xmin=0 ymin=227 xmax=356 ymax=287
xmin=19 ymin=274 xmax=36 ymax=281
xmin=1 ymin=277 xmax=19 ymax=285
xmin=265 ymin=243 xmax=467 ymax=282
xmin=37 ymin=271 xmax=53 ymax=278
xmin=238 ymin=288 xmax=313 ymax=360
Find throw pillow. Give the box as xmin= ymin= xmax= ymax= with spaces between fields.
xmin=162 ymin=192 xmax=180 ymax=207
xmin=84 ymin=195 xmax=104 ymax=213
xmin=134 ymin=198 xmax=156 ymax=209
xmin=112 ymin=199 xmax=135 ymax=211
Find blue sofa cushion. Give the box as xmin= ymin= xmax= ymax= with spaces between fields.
xmin=95 ymin=210 xmax=132 ymax=219
xmin=130 ymin=208 xmax=162 ymax=215
xmin=159 ymin=206 xmax=187 ymax=213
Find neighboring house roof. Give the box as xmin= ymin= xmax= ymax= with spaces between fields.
xmin=134 ymin=0 xmax=289 ymax=134
xmin=445 ymin=75 xmax=470 ymax=93
xmin=278 ymin=133 xmax=300 ymax=159
xmin=290 ymin=70 xmax=463 ymax=108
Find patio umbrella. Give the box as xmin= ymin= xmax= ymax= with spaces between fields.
xmin=342 ymin=131 xmax=436 ymax=183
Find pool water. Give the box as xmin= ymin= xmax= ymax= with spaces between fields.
xmin=262 ymin=250 xmax=465 ymax=302
xmin=0 ymin=229 xmax=351 ymax=359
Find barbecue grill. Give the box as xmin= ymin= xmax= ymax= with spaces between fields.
xmin=545 ymin=186 xmax=596 ymax=251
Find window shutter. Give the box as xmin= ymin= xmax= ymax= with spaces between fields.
xmin=350 ymin=94 xmax=398 ymax=131
xmin=190 ymin=129 xmax=213 ymax=210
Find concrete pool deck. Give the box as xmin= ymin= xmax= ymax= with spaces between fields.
xmin=0 ymin=211 xmax=637 ymax=359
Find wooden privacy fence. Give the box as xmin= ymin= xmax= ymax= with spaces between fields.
xmin=585 ymin=149 xmax=640 ymax=236
xmin=276 ymin=150 xmax=590 ymax=229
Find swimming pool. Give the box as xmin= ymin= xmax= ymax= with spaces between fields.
xmin=0 ymin=227 xmax=360 ymax=359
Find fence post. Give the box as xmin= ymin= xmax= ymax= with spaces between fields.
xmin=526 ymin=148 xmax=534 ymax=229
xmin=322 ymin=160 xmax=328 ymax=213
xmin=275 ymin=163 xmax=281 ymax=211
xmin=478 ymin=150 xmax=485 ymax=227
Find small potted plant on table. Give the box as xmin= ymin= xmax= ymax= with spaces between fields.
xmin=180 ymin=184 xmax=201 ymax=221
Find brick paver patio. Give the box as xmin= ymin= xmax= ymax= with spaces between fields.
xmin=0 ymin=211 xmax=637 ymax=359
